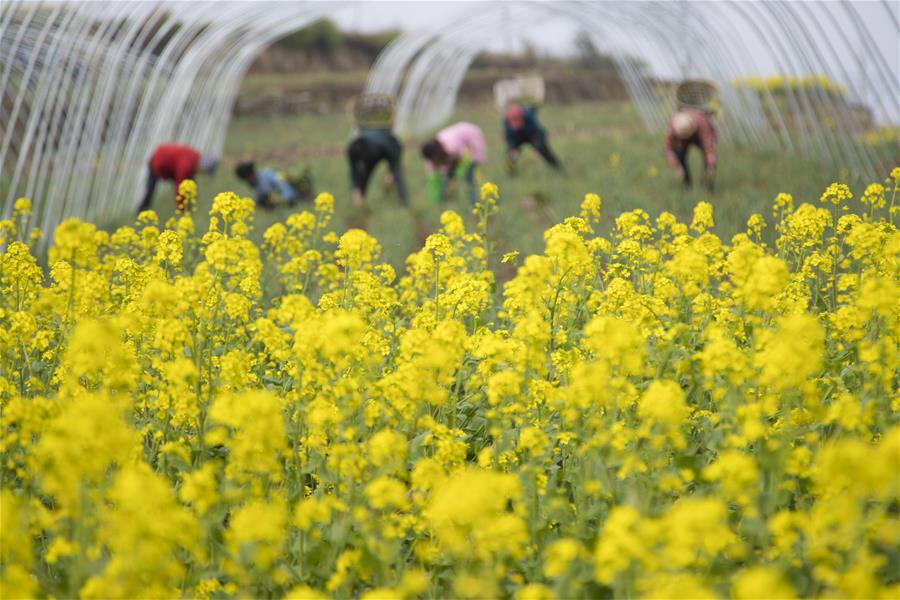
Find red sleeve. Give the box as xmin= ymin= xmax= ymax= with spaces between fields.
xmin=697 ymin=117 xmax=717 ymax=168
xmin=172 ymin=150 xmax=199 ymax=208
xmin=173 ymin=155 xmax=198 ymax=185
xmin=173 ymin=147 xmax=199 ymax=182
xmin=149 ymin=146 xmax=170 ymax=178
xmin=663 ymin=125 xmax=679 ymax=168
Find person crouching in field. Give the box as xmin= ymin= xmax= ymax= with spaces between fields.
xmin=347 ymin=128 xmax=408 ymax=207
xmin=503 ymin=103 xmax=563 ymax=174
xmin=138 ymin=143 xmax=218 ymax=214
xmin=421 ymin=122 xmax=486 ymax=205
xmin=234 ymin=161 xmax=309 ymax=209
xmin=664 ymin=108 xmax=717 ymax=191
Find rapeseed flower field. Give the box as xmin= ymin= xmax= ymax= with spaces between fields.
xmin=1 ymin=171 xmax=898 ymax=599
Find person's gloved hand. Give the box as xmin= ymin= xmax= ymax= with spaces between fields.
xmin=453 ymin=157 xmax=472 ymax=180
xmin=427 ymin=172 xmax=443 ymax=204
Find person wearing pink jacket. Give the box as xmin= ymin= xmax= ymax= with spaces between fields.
xmin=421 ymin=122 xmax=487 ymax=205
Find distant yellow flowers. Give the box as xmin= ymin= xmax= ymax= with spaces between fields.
xmin=733 ymin=73 xmax=848 ymax=97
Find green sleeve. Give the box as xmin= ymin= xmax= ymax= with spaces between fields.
xmin=427 ymin=172 xmax=443 ymax=204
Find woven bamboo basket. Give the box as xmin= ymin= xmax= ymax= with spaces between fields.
xmin=348 ymin=93 xmax=395 ymax=129
xmin=493 ymin=75 xmax=546 ymax=110
xmin=676 ymin=79 xmax=718 ymax=112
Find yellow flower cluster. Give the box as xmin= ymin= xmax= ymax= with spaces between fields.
xmin=732 ymin=73 xmax=848 ymax=97
xmin=1 ymin=170 xmax=899 ymax=599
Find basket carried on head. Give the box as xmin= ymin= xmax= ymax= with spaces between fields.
xmin=493 ymin=74 xmax=546 ymax=110
xmin=676 ymin=79 xmax=718 ymax=113
xmin=350 ymin=93 xmax=395 ymax=129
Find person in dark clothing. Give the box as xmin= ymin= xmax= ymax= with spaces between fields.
xmin=137 ymin=143 xmax=218 ymax=214
xmin=347 ymin=128 xmax=408 ymax=206
xmin=664 ymin=108 xmax=717 ymax=190
xmin=503 ymin=104 xmax=562 ymax=174
xmin=234 ymin=161 xmax=303 ymax=209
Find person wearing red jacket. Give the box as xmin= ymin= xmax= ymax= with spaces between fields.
xmin=664 ymin=108 xmax=717 ymax=190
xmin=137 ymin=143 xmax=219 ymax=214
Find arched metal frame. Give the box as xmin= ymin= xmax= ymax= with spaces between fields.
xmin=1 ymin=0 xmax=338 ymax=248
xmin=2 ymin=0 xmax=897 ymax=249
xmin=366 ymin=1 xmax=898 ymax=176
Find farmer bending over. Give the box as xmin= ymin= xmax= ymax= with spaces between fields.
xmin=235 ymin=162 xmax=305 ymax=209
xmin=347 ymin=128 xmax=408 ymax=207
xmin=138 ymin=143 xmax=218 ymax=214
xmin=664 ymin=107 xmax=717 ymax=190
xmin=421 ymin=122 xmax=486 ymax=205
xmin=504 ymin=103 xmax=562 ymax=174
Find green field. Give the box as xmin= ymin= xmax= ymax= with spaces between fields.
xmin=142 ymin=100 xmax=890 ymax=271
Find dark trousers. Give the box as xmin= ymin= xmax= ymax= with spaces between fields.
xmin=349 ymin=147 xmax=408 ymax=205
xmin=138 ymin=163 xmax=158 ymax=213
xmin=675 ymin=143 xmax=713 ymax=189
xmin=349 ymin=153 xmax=377 ymax=195
xmin=509 ymin=131 xmax=562 ymax=170
xmin=531 ymin=137 xmax=562 ymax=169
xmin=434 ymin=161 xmax=478 ymax=206
xmin=463 ymin=162 xmax=477 ymax=206
xmin=675 ymin=146 xmax=692 ymax=186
